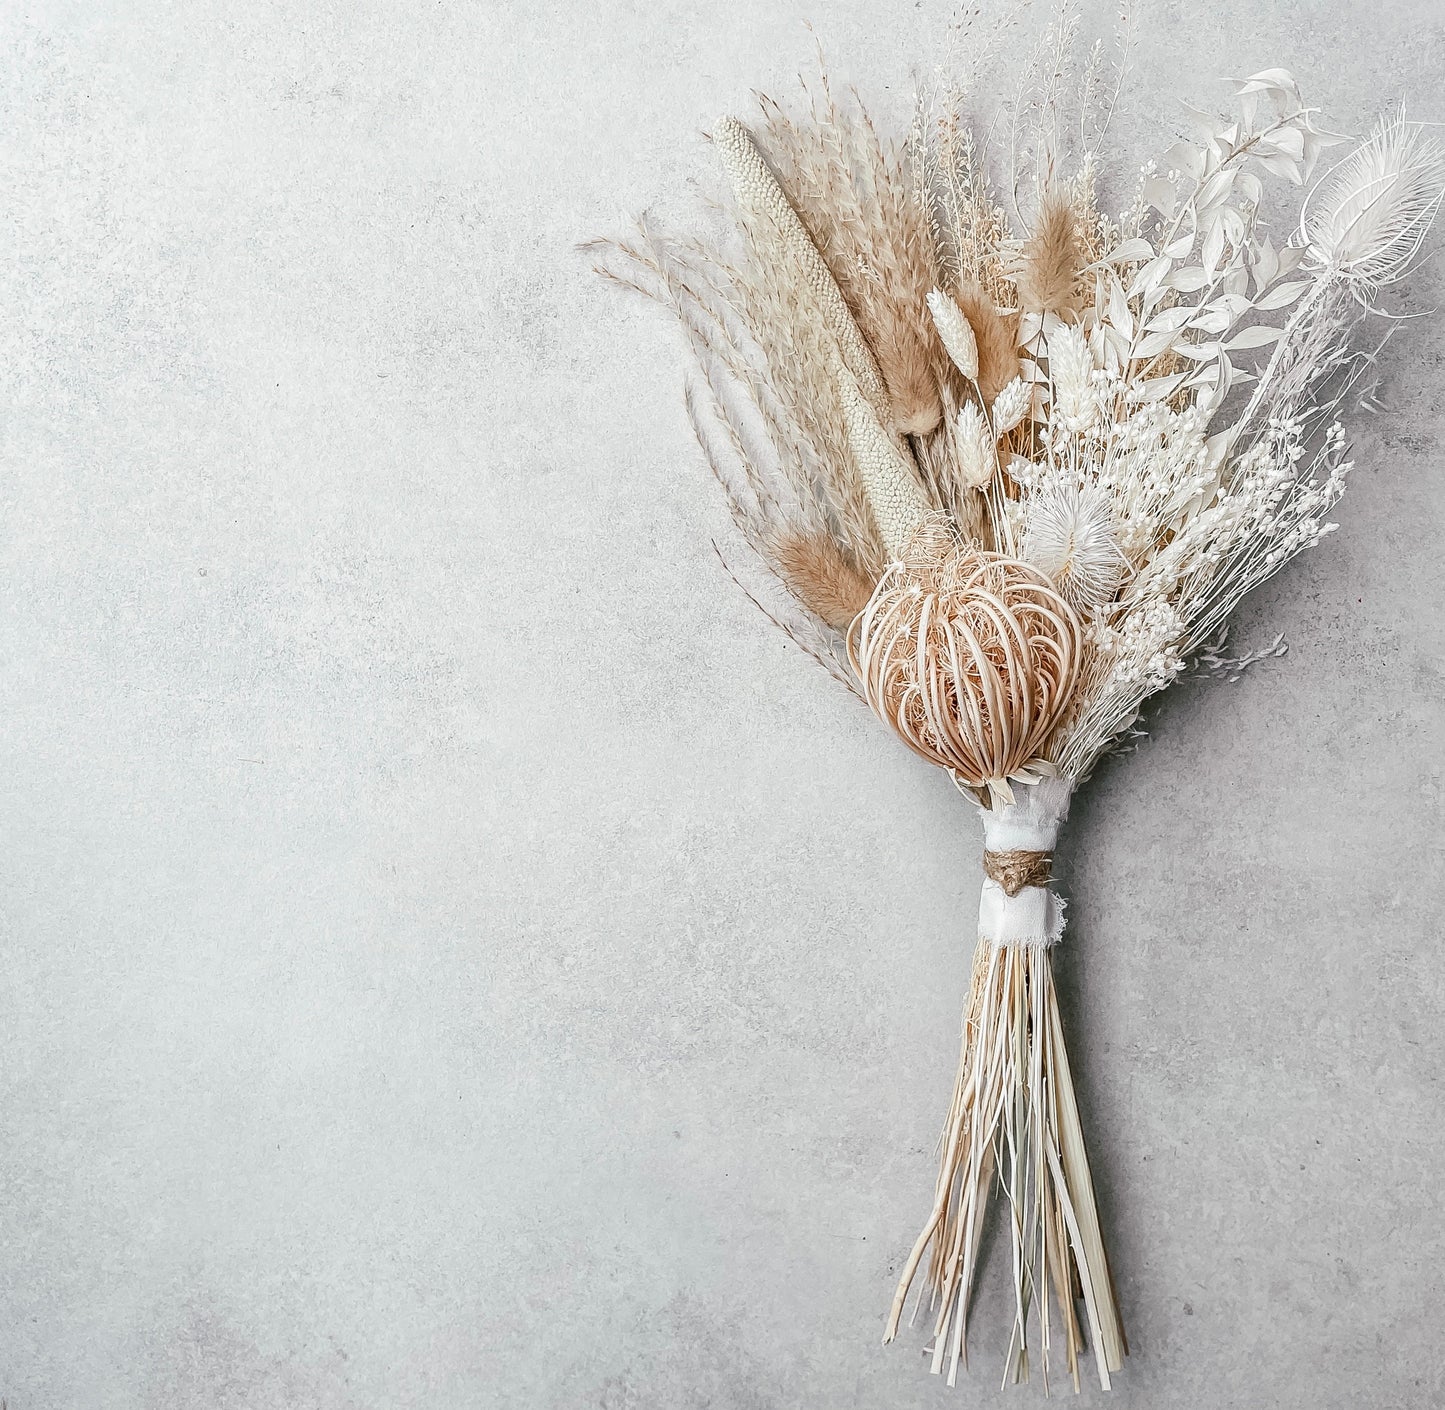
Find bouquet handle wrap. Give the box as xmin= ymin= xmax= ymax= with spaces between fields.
xmin=885 ymin=778 xmax=1127 ymax=1390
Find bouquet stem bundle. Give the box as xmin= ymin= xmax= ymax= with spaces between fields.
xmin=888 ymin=933 xmax=1124 ymax=1391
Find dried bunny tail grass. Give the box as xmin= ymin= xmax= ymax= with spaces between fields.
xmin=770 ymin=529 xmax=877 ymax=631
xmin=756 ymin=80 xmax=954 ymax=436
xmin=1013 ymin=188 xmax=1087 ymax=318
xmin=928 ymin=287 xmax=979 ymax=381
xmin=886 ymin=938 xmax=1126 ymax=1391
xmin=911 ymin=422 xmax=990 ymax=542
xmin=953 ymin=283 xmax=1021 ymax=404
xmin=849 ymin=544 xmax=1081 ymax=786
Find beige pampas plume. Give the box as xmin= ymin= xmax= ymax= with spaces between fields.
xmin=1014 ymin=189 xmax=1087 ymax=318
xmin=951 ymin=283 xmax=1020 ymax=403
xmin=771 ymin=530 xmax=876 ymax=631
xmin=837 ymin=365 xmax=931 ymax=558
xmin=712 ymin=116 xmax=892 ymax=417
xmin=755 ymin=85 xmax=951 ymax=438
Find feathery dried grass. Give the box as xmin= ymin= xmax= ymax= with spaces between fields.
xmin=757 ymin=79 xmax=957 ymax=436
xmin=771 ymin=529 xmax=876 ymax=630
xmin=1013 ymin=189 xmax=1088 ymax=317
xmin=953 ymin=282 xmax=1022 ymax=403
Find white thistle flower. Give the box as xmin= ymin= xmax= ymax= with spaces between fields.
xmin=1021 ymin=482 xmax=1128 ymax=615
xmin=1301 ymin=114 xmax=1445 ymax=290
xmin=926 ymin=288 xmax=979 ymax=381
xmin=955 ymin=403 xmax=996 ymax=488
xmin=1046 ymin=323 xmax=1098 ymax=432
xmin=991 ymin=377 xmax=1032 ymax=437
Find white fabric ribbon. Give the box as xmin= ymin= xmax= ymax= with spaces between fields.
xmin=977 ymin=775 xmax=1073 ymax=949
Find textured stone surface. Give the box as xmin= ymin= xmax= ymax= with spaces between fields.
xmin=2 ymin=2 xmax=1444 ymax=1407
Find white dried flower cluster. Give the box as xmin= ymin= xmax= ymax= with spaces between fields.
xmin=993 ymin=70 xmax=1443 ymax=779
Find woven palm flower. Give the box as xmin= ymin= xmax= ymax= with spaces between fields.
xmin=849 ymin=532 xmax=1081 ymax=789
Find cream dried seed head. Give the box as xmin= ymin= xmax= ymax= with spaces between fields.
xmin=926 ymin=288 xmax=979 ymax=382
xmin=990 ymin=377 xmax=1032 ymax=437
xmin=1046 ymin=323 xmax=1098 ymax=433
xmin=955 ymin=403 xmax=996 ymax=489
xmin=837 ymin=366 xmax=930 ymax=559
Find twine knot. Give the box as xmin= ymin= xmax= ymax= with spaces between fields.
xmin=983 ymin=848 xmax=1052 ymax=897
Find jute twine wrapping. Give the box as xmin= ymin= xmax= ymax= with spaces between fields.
xmin=982 ymin=848 xmax=1052 ymax=897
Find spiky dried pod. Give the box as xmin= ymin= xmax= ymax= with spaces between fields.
xmin=837 ymin=367 xmax=932 ymax=559
xmin=712 ymin=117 xmax=891 ymax=416
xmin=951 ymin=283 xmax=1021 ymax=403
xmin=849 ymin=545 xmax=1081 ymax=787
xmin=771 ymin=529 xmax=877 ymax=631
xmin=1021 ymin=482 xmax=1128 ymax=615
xmin=1014 ymin=190 xmax=1087 ymax=318
xmin=926 ymin=288 xmax=979 ymax=381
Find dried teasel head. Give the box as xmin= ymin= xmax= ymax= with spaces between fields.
xmin=1020 ymin=482 xmax=1128 ymax=616
xmin=848 ymin=537 xmax=1081 ymax=787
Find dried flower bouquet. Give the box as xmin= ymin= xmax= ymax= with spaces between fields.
xmin=593 ymin=16 xmax=1444 ymax=1392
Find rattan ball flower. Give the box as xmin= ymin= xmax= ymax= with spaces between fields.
xmin=849 ymin=533 xmax=1081 ymax=787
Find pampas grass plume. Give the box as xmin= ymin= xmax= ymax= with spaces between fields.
xmin=1014 ymin=190 xmax=1087 ymax=317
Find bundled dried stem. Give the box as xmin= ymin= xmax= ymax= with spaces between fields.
xmin=886 ymin=939 xmax=1126 ymax=1391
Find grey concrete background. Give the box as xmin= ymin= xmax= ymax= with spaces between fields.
xmin=2 ymin=1 xmax=1443 ymax=1406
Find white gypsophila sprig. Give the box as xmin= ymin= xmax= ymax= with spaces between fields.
xmin=1302 ymin=113 xmax=1445 ymax=293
